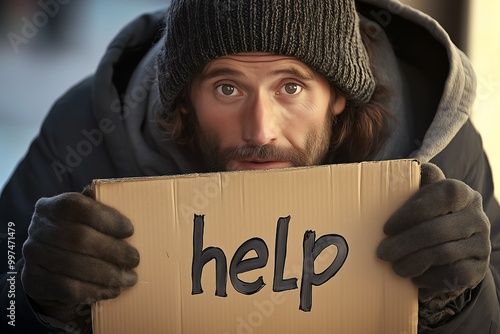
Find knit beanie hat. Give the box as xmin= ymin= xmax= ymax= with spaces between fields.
xmin=157 ymin=0 xmax=375 ymax=113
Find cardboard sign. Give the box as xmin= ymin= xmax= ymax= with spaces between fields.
xmin=92 ymin=160 xmax=420 ymax=334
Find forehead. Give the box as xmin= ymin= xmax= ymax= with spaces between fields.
xmin=215 ymin=52 xmax=298 ymax=63
xmin=200 ymin=52 xmax=320 ymax=79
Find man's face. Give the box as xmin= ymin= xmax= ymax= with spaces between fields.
xmin=185 ymin=53 xmax=346 ymax=172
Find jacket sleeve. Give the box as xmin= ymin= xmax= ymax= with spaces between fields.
xmin=426 ymin=120 xmax=500 ymax=333
xmin=0 ymin=77 xmax=117 ymax=333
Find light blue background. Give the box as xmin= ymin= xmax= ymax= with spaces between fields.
xmin=0 ymin=0 xmax=169 ymax=190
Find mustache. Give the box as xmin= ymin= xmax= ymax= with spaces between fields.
xmin=218 ymin=145 xmax=308 ymax=165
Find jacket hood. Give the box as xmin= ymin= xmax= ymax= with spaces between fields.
xmin=357 ymin=0 xmax=476 ymax=162
xmin=92 ymin=10 xmax=205 ymax=177
xmin=91 ymin=1 xmax=477 ymax=177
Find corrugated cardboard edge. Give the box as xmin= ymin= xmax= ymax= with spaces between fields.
xmin=91 ymin=159 xmax=421 ymax=189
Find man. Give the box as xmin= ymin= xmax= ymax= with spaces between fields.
xmin=1 ymin=0 xmax=499 ymax=333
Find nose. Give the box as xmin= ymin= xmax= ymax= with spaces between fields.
xmin=242 ymin=93 xmax=279 ymax=146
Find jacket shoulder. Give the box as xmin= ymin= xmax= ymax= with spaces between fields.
xmin=42 ymin=76 xmax=94 ymax=131
xmin=431 ymin=120 xmax=491 ymax=192
xmin=39 ymin=76 xmax=118 ymax=186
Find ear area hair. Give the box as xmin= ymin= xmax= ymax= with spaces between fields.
xmin=177 ymin=86 xmax=192 ymax=115
xmin=179 ymin=102 xmax=189 ymax=115
xmin=331 ymin=93 xmax=347 ymax=116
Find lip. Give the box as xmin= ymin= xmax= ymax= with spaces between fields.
xmin=230 ymin=160 xmax=292 ymax=171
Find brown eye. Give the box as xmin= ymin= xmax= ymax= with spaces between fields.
xmin=280 ymin=83 xmax=303 ymax=95
xmin=217 ymin=84 xmax=238 ymax=96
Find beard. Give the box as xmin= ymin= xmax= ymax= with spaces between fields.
xmin=194 ymin=114 xmax=335 ymax=172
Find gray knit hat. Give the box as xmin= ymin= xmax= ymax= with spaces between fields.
xmin=157 ymin=0 xmax=375 ymax=113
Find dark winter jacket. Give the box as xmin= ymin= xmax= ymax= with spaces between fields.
xmin=1 ymin=0 xmax=499 ymax=333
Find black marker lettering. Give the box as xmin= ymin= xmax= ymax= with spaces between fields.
xmin=192 ymin=214 xmax=228 ymax=297
xmin=230 ymin=238 xmax=268 ymax=295
xmin=273 ymin=216 xmax=298 ymax=292
xmin=191 ymin=214 xmax=349 ymax=312
xmin=299 ymin=231 xmax=348 ymax=312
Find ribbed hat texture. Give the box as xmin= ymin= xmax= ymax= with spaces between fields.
xmin=157 ymin=0 xmax=375 ymax=113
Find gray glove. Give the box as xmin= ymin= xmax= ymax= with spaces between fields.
xmin=21 ymin=190 xmax=139 ymax=330
xmin=377 ymin=163 xmax=491 ymax=327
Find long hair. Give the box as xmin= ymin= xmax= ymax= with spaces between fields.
xmin=327 ymin=21 xmax=394 ymax=163
xmin=157 ymin=29 xmax=394 ymax=163
xmin=329 ymin=85 xmax=392 ymax=163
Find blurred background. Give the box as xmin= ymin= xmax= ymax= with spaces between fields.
xmin=0 ymin=0 xmax=499 ymax=200
xmin=0 ymin=0 xmax=168 ymax=189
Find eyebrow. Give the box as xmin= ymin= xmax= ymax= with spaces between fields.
xmin=271 ymin=67 xmax=317 ymax=81
xmin=199 ymin=68 xmax=244 ymax=81
xmin=199 ymin=65 xmax=317 ymax=82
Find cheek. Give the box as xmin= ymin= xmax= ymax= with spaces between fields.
xmin=282 ymin=100 xmax=330 ymax=140
xmin=195 ymin=103 xmax=242 ymax=144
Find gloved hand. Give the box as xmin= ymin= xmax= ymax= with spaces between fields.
xmin=377 ymin=163 xmax=491 ymax=327
xmin=21 ymin=188 xmax=140 ymax=330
